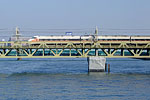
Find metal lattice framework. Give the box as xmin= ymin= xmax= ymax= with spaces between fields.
xmin=0 ymin=41 xmax=150 ymax=58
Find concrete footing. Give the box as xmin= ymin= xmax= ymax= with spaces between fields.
xmin=87 ymin=57 xmax=106 ymax=72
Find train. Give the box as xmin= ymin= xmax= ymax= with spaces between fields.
xmin=28 ymin=35 xmax=150 ymax=42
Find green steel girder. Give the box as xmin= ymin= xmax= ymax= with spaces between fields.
xmin=0 ymin=41 xmax=150 ymax=58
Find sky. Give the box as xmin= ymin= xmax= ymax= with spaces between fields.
xmin=0 ymin=0 xmax=150 ymax=35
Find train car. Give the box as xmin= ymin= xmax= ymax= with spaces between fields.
xmin=131 ymin=36 xmax=150 ymax=41
xmin=28 ymin=36 xmax=81 ymax=42
xmin=98 ymin=35 xmax=130 ymax=41
xmin=28 ymin=35 xmax=132 ymax=42
xmin=28 ymin=35 xmax=150 ymax=42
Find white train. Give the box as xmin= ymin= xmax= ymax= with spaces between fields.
xmin=28 ymin=35 xmax=150 ymax=42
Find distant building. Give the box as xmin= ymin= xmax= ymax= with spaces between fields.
xmin=65 ymin=32 xmax=72 ymax=35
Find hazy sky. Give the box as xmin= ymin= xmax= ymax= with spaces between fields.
xmin=0 ymin=0 xmax=150 ymax=34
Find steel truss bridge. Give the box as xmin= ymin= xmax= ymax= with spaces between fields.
xmin=0 ymin=40 xmax=150 ymax=58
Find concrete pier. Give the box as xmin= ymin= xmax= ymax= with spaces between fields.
xmin=87 ymin=57 xmax=106 ymax=72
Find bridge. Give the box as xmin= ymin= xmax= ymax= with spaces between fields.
xmin=0 ymin=27 xmax=150 ymax=72
xmin=0 ymin=41 xmax=150 ymax=58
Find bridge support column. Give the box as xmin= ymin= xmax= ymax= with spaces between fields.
xmin=87 ymin=57 xmax=106 ymax=72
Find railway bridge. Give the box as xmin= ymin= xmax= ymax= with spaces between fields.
xmin=0 ymin=27 xmax=150 ymax=72
xmin=0 ymin=41 xmax=150 ymax=58
xmin=0 ymin=40 xmax=150 ymax=72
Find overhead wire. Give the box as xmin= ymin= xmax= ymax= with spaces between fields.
xmin=0 ymin=27 xmax=150 ymax=36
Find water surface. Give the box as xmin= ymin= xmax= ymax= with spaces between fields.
xmin=0 ymin=58 xmax=150 ymax=100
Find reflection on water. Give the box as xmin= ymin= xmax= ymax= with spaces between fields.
xmin=0 ymin=58 xmax=150 ymax=100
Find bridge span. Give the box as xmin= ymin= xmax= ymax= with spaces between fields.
xmin=1 ymin=27 xmax=150 ymax=72
xmin=0 ymin=40 xmax=150 ymax=58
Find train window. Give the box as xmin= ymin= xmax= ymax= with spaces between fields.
xmin=40 ymin=39 xmax=44 ymax=41
xmin=33 ymin=37 xmax=37 ymax=39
